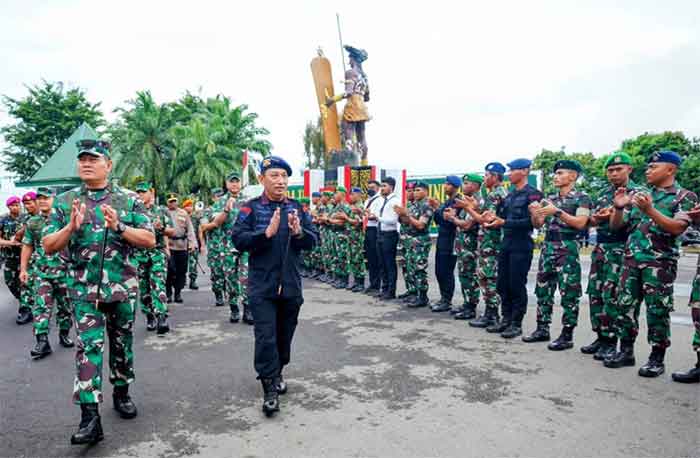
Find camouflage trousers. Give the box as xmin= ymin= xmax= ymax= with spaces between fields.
xmin=535 ymin=240 xmax=582 ymax=327
xmin=322 ymin=230 xmax=336 ymax=274
xmin=188 ymin=249 xmax=198 ymax=284
xmin=456 ymin=239 xmax=480 ymax=308
xmin=138 ymin=250 xmax=168 ymax=317
xmin=33 ymin=274 xmax=72 ymax=335
xmin=477 ymin=247 xmax=501 ymax=314
xmin=333 ymin=233 xmax=350 ymax=277
xmin=73 ymin=298 xmax=135 ymax=404
xmin=20 ymin=264 xmax=38 ymax=313
xmin=348 ymin=231 xmax=365 ymax=278
xmin=310 ymin=230 xmax=324 ymax=271
xmin=4 ymin=259 xmax=21 ymax=302
xmin=616 ymin=259 xmax=676 ymax=348
xmin=207 ymin=245 xmax=225 ymax=302
xmin=229 ymin=251 xmax=249 ymax=307
xmin=690 ymin=257 xmax=699 ymax=352
xmin=397 ymin=234 xmax=413 ymax=293
xmin=406 ymin=235 xmax=431 ymax=293
xmin=586 ymin=242 xmax=625 ymax=337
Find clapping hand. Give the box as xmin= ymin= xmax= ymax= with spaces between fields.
xmin=632 ymin=192 xmax=653 ymax=214
xmin=265 ymin=208 xmax=281 ymax=238
xmin=687 ymin=204 xmax=700 ymax=222
xmin=427 ymin=198 xmax=440 ymax=210
xmin=613 ymin=188 xmax=631 ymax=209
xmin=534 ymin=200 xmax=558 ymax=218
xmin=592 ymin=206 xmax=613 ymax=223
xmin=394 ymin=205 xmax=408 ymax=217
xmin=288 ymin=209 xmax=302 ymax=236
xmin=101 ymin=204 xmax=119 ymax=231
xmin=70 ymin=199 xmax=86 ymax=231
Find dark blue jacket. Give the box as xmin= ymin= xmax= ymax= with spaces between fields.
xmin=231 ymin=194 xmax=317 ymax=299
xmin=433 ymin=194 xmax=460 ymax=253
xmin=498 ymin=184 xmax=543 ymax=248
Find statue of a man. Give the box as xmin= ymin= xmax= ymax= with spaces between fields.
xmin=326 ymin=45 xmax=370 ymax=164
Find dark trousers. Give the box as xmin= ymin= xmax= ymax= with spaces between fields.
xmin=249 ymin=295 xmax=303 ymax=379
xmin=364 ymin=227 xmax=382 ymax=289
xmin=166 ymin=250 xmax=188 ymax=297
xmin=435 ymin=251 xmax=457 ymax=301
xmin=377 ymin=231 xmax=398 ymax=295
xmin=497 ymin=243 xmax=534 ymax=324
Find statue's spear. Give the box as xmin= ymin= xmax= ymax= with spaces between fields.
xmin=336 ymin=13 xmax=347 ymax=76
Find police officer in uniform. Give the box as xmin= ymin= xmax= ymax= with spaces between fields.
xmin=481 ymin=159 xmax=543 ymax=337
xmin=231 ymin=156 xmax=317 ymax=417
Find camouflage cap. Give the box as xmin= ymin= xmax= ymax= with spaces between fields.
xmin=36 ymin=186 xmax=55 ymax=198
xmin=603 ymin=152 xmax=632 ymax=169
xmin=226 ymin=171 xmax=241 ymax=181
xmin=211 ymin=187 xmax=225 ymax=197
xmin=76 ymin=139 xmax=111 ymax=159
xmin=135 ymin=182 xmax=152 ymax=192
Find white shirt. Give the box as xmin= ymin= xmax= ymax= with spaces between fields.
xmin=372 ymin=192 xmax=401 ymax=232
xmin=364 ymin=194 xmax=382 ymax=228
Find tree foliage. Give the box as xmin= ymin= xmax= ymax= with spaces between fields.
xmin=1 ymin=80 xmax=104 ymax=180
xmin=303 ymin=117 xmax=327 ymax=169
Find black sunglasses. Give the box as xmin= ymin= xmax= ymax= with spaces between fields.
xmin=76 ymin=139 xmax=111 ymax=150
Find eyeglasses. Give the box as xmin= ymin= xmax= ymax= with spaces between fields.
xmin=76 ymin=139 xmax=111 ymax=150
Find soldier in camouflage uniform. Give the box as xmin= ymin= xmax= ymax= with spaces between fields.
xmin=18 ymin=192 xmax=40 ymax=319
xmin=604 ymin=151 xmax=698 ymax=378
xmin=460 ymin=164 xmax=510 ymax=334
xmin=21 ymin=187 xmax=74 ymax=359
xmin=308 ymin=192 xmax=323 ymax=278
xmin=318 ymin=189 xmax=336 ymax=283
xmin=201 ymin=188 xmax=225 ymax=306
xmin=347 ymin=188 xmax=366 ymax=291
xmin=298 ymin=197 xmax=313 ymax=276
xmin=183 ymin=198 xmax=202 ymax=290
xmin=672 ymin=204 xmax=700 ymax=383
xmin=395 ymin=182 xmax=434 ymax=307
xmin=443 ymin=174 xmax=481 ymax=317
xmin=397 ymin=183 xmax=416 ymax=301
xmin=43 ymin=139 xmax=155 ymax=445
xmin=329 ymin=187 xmax=353 ymax=289
xmin=1 ymin=196 xmax=30 ymax=324
xmin=134 ymin=182 xmax=174 ymax=334
xmin=205 ymin=172 xmax=253 ymax=324
xmin=524 ymin=160 xmax=592 ymax=350
xmin=581 ymin=152 xmax=644 ymax=360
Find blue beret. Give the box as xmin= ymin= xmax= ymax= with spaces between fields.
xmin=351 ymin=187 xmax=362 ymax=193
xmin=445 ymin=175 xmax=461 ymax=187
xmin=648 ymin=150 xmax=682 ymax=166
xmin=485 ymin=162 xmax=506 ymax=175
xmin=507 ymin=158 xmax=532 ymax=170
xmin=260 ymin=155 xmax=292 ymax=176
xmin=311 ymin=191 xmax=321 ymax=198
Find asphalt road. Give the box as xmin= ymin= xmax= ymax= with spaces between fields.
xmin=0 ymin=252 xmax=698 ymax=458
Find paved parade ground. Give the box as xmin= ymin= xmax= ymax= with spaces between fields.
xmin=1 ymin=252 xmax=698 ymax=458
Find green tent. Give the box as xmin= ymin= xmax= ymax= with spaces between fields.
xmin=15 ymin=123 xmax=99 ymax=188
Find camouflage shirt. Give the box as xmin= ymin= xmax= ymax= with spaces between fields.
xmin=405 ymin=198 xmax=434 ymax=237
xmin=592 ymin=181 xmax=646 ymax=244
xmin=134 ymin=204 xmax=172 ymax=262
xmin=47 ymin=183 xmax=153 ymax=303
xmin=330 ymin=201 xmax=353 ymax=233
xmin=542 ymin=189 xmax=592 ymax=237
xmin=210 ymin=193 xmax=245 ymax=252
xmin=400 ymin=201 xmax=415 ymax=235
xmin=479 ymin=184 xmax=508 ymax=252
xmin=624 ymin=182 xmax=698 ymax=264
xmin=23 ymin=212 xmax=70 ymax=279
xmin=0 ymin=213 xmax=26 ymax=263
xmin=201 ymin=205 xmax=224 ymax=251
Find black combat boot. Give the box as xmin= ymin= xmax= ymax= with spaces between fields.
xmin=593 ymin=336 xmax=617 ymax=361
xmin=671 ymin=353 xmax=700 ymax=384
xmin=604 ymin=340 xmax=635 ymax=368
xmin=30 ymin=334 xmax=52 ymax=359
xmin=16 ymin=308 xmax=33 ymax=325
xmin=345 ymin=279 xmax=354 ymax=290
xmin=274 ymin=373 xmax=288 ymax=395
xmin=548 ymin=326 xmax=575 ymax=351
xmin=189 ymin=280 xmax=199 ymax=290
xmin=229 ymin=304 xmax=241 ymax=323
xmin=522 ymin=323 xmax=550 ymax=343
xmin=431 ymin=298 xmax=452 ymax=313
xmin=501 ymin=320 xmax=523 ymax=339
xmin=174 ymin=290 xmax=183 ymax=303
xmin=156 ymin=314 xmax=170 ymax=335
xmin=638 ymin=346 xmax=666 ymax=378
xmin=215 ymin=294 xmax=224 ymax=307
xmin=70 ymin=403 xmax=103 ymax=445
xmin=260 ymin=378 xmax=280 ymax=417
xmin=450 ymin=304 xmax=465 ymax=315
xmin=337 ymin=276 xmax=349 ymax=289
xmin=469 ymin=308 xmax=498 ymax=328
xmin=454 ymin=304 xmax=477 ymax=320
xmin=59 ymin=329 xmax=74 ymax=348
xmin=486 ymin=318 xmax=510 ymax=334
xmin=112 ymin=385 xmax=138 ymax=419
xmin=242 ymin=304 xmax=254 ymax=325
xmin=351 ymin=277 xmax=365 ymax=293
xmin=408 ymin=291 xmax=429 ymax=308
xmin=145 ymin=313 xmax=156 ymax=331
xmin=580 ymin=333 xmax=602 ymax=354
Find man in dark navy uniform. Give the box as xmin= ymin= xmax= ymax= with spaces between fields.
xmin=481 ymin=159 xmax=543 ymax=338
xmin=231 ymin=156 xmax=318 ymax=417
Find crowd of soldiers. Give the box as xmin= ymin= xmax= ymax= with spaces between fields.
xmin=300 ymin=152 xmax=700 ymax=385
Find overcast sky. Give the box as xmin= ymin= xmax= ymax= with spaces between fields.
xmin=2 ymin=0 xmax=700 ymax=177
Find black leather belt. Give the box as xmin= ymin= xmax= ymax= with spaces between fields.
xmin=545 ymin=232 xmax=578 ymax=242
xmin=596 ymin=233 xmax=627 ymax=244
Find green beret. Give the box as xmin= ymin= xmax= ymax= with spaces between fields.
xmin=299 ymin=197 xmax=310 ymax=204
xmin=462 ymin=173 xmax=483 ymax=185
xmin=604 ymin=152 xmax=632 ymax=169
xmin=336 ymin=186 xmax=347 ymax=194
xmin=135 ymin=182 xmax=151 ymax=192
xmin=553 ymin=159 xmax=582 ymax=174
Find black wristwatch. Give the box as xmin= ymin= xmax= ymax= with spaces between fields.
xmin=554 ymin=209 xmax=562 ymax=218
xmin=115 ymin=222 xmax=127 ymax=235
